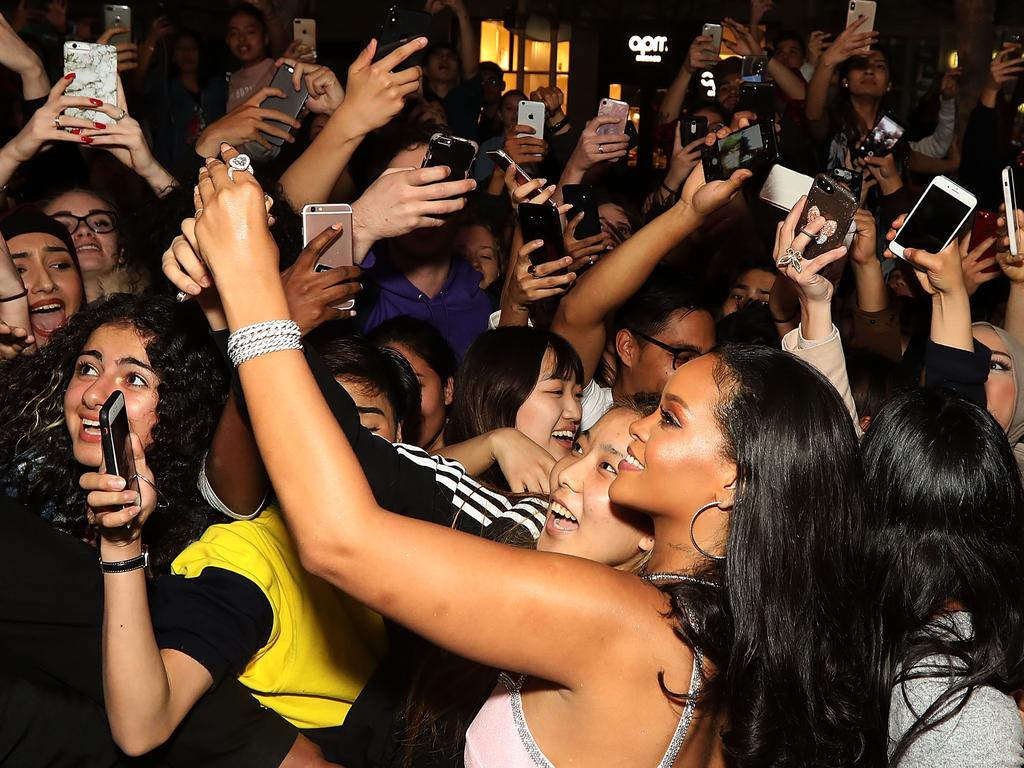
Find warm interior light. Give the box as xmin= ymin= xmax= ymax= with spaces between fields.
xmin=609 ymin=83 xmax=622 ymax=100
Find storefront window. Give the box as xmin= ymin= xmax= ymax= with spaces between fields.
xmin=479 ymin=19 xmax=570 ymax=105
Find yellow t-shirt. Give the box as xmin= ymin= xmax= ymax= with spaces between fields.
xmin=171 ymin=506 xmax=386 ymax=729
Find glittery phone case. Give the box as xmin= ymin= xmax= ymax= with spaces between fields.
xmin=63 ymin=42 xmax=118 ymax=125
xmin=800 ymin=174 xmax=859 ymax=260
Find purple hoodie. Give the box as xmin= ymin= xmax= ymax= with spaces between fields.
xmin=356 ymin=251 xmax=492 ymax=359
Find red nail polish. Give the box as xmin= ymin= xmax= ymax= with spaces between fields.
xmin=94 ymin=122 xmax=105 ymax=129
xmin=64 ymin=72 xmax=76 ymax=80
xmin=81 ymin=136 xmax=93 ymax=144
xmin=89 ymin=98 xmax=103 ymax=106
xmin=69 ymin=128 xmax=81 ymax=135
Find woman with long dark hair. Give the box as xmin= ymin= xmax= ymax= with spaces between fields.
xmin=862 ymin=387 xmax=1024 ymax=764
xmin=444 ymin=326 xmax=583 ymax=489
xmin=133 ymin=147 xmax=868 ymax=766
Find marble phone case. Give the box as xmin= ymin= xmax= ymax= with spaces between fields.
xmin=63 ymin=42 xmax=118 ymax=125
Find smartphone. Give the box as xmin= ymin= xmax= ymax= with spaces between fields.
xmin=969 ymin=210 xmax=1001 ymax=273
xmin=562 ymin=184 xmax=602 ymax=240
xmin=292 ymin=17 xmax=316 ymax=62
xmin=702 ymin=23 xmax=723 ymax=58
xmin=103 ymin=4 xmax=131 ymax=45
xmin=701 ymin=121 xmax=779 ymax=181
xmin=259 ymin=64 xmax=309 ymax=147
xmin=303 ymin=204 xmax=355 ymax=310
xmin=519 ymin=203 xmax=565 ymax=266
xmin=517 ymin=100 xmax=545 ymax=140
xmin=486 ymin=149 xmax=532 ymax=186
xmin=737 ymin=82 xmax=775 ymax=122
xmin=63 ymin=42 xmax=118 ymax=125
xmin=1002 ymin=31 xmax=1024 ymax=59
xmin=854 ymin=113 xmax=905 ymax=159
xmin=846 ymin=0 xmax=877 ymax=36
xmin=889 ymin=175 xmax=977 ymax=259
xmin=740 ymin=55 xmax=767 ymax=83
xmin=830 ymin=167 xmax=863 ymax=206
xmin=99 ymin=391 xmax=140 ymax=511
xmin=596 ymin=98 xmax=630 ymax=136
xmin=679 ymin=115 xmax=709 ymax=146
xmin=372 ymin=6 xmax=431 ymax=71
xmin=759 ymin=165 xmax=813 ymax=212
xmin=798 ymin=174 xmax=859 ymax=260
xmin=1004 ymin=166 xmax=1020 ymax=257
xmin=422 ymin=133 xmax=478 ymax=182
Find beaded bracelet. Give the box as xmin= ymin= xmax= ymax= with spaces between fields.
xmin=227 ymin=319 xmax=302 ymax=367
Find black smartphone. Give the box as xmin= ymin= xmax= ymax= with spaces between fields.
xmin=562 ymin=184 xmax=602 ymax=240
xmin=830 ymin=167 xmax=863 ymax=206
xmin=486 ymin=148 xmax=532 ymax=186
xmin=799 ymin=174 xmax=859 ymax=260
xmin=701 ymin=121 xmax=779 ymax=181
xmin=422 ymin=133 xmax=479 ymax=183
xmin=737 ymin=82 xmax=775 ymax=122
xmin=260 ymin=64 xmax=308 ymax=147
xmin=853 ymin=113 xmax=904 ymax=160
xmin=519 ymin=202 xmax=565 ymax=265
xmin=679 ymin=115 xmax=709 ymax=146
xmin=373 ymin=6 xmax=431 ymax=71
xmin=625 ymin=119 xmax=639 ymax=151
xmin=99 ymin=391 xmax=140 ymax=510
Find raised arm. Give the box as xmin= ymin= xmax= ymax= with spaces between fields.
xmin=724 ymin=19 xmax=806 ymax=102
xmin=0 ymin=12 xmax=49 ymax=100
xmin=804 ymin=16 xmax=877 ymax=141
xmin=658 ymin=35 xmax=719 ymax=125
xmin=553 ymin=160 xmax=751 ymax=383
xmin=997 ymin=207 xmax=1024 ymax=345
xmin=193 ymin=145 xmax=664 ymax=693
xmin=0 ymin=232 xmax=33 ymax=359
xmin=279 ymin=39 xmax=424 ymax=211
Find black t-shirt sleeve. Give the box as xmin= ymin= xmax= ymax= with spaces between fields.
xmin=149 ymin=567 xmax=273 ymax=683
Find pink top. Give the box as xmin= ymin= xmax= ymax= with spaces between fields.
xmin=464 ymin=657 xmax=703 ymax=768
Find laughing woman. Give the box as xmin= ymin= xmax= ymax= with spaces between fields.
xmin=98 ymin=147 xmax=869 ymax=767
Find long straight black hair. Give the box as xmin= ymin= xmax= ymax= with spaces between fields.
xmin=861 ymin=387 xmax=1024 ymax=764
xmin=659 ymin=344 xmax=868 ymax=766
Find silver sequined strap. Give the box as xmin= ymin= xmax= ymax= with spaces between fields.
xmin=499 ymin=673 xmax=556 ymax=768
xmin=657 ymin=620 xmax=705 ymax=767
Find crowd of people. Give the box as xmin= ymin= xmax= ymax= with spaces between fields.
xmin=1 ymin=0 xmax=1024 ymax=765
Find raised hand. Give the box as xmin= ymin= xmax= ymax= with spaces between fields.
xmin=563 ymin=212 xmax=611 ymax=272
xmin=276 ymin=58 xmax=344 ymax=115
xmin=507 ymin=242 xmax=576 ymax=311
xmin=503 ymin=125 xmax=548 ymax=166
xmin=996 ymin=206 xmax=1024 ymax=283
xmin=531 ymin=85 xmax=566 ymax=124
xmin=664 ymin=122 xmax=704 ymax=192
xmin=490 ymin=429 xmax=556 ymax=494
xmin=97 ymin=26 xmax=138 ymax=73
xmin=683 ymin=34 xmax=720 ymax=74
xmin=81 ymin=432 xmax=157 ymax=545
xmin=722 ymin=18 xmax=764 ymax=57
xmin=279 ymin=226 xmax=362 ymax=331
xmin=806 ymin=31 xmax=831 ymax=67
xmin=566 ymin=115 xmax=629 ymax=175
xmin=350 ymin=166 xmax=476 ymax=261
xmin=983 ymin=47 xmax=1024 ymax=106
xmin=195 ymin=86 xmax=302 ymax=156
xmin=959 ymin=231 xmax=999 ymax=296
xmin=679 ymin=124 xmax=752 ymax=219
xmin=883 ymin=213 xmax=965 ymax=296
xmin=821 ymin=15 xmax=877 ymax=68
xmin=849 ymin=208 xmax=878 ymax=268
xmin=340 ymin=37 xmax=425 ymax=137
xmin=0 ymin=10 xmax=47 ymax=97
xmin=774 ymin=196 xmax=847 ymax=307
xmin=939 ymin=68 xmax=961 ymax=99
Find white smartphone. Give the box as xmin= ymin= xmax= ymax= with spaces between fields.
xmin=293 ymin=17 xmax=316 ymax=62
xmin=63 ymin=42 xmax=118 ymax=125
xmin=846 ymin=0 xmax=877 ymax=39
xmin=759 ymin=165 xmax=814 ymax=212
xmin=302 ymin=203 xmax=355 ymax=310
xmin=702 ymin=23 xmax=723 ymax=58
xmin=889 ymin=175 xmax=977 ymax=259
xmin=103 ymin=4 xmax=131 ymax=45
xmin=1004 ymin=166 xmax=1020 ymax=257
xmin=517 ymin=100 xmax=545 ymax=140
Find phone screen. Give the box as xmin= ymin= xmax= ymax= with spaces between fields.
xmin=895 ymin=186 xmax=973 ymax=253
xmin=519 ymin=203 xmax=565 ymax=265
xmin=867 ymin=115 xmax=904 ymax=153
xmin=719 ymin=123 xmax=767 ymax=175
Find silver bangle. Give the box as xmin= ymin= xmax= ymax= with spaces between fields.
xmin=227 ymin=319 xmax=301 ymax=367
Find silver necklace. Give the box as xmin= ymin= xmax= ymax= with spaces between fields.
xmin=641 ymin=572 xmax=719 ymax=587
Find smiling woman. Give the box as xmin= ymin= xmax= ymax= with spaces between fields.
xmin=0 ymin=205 xmax=83 ymax=347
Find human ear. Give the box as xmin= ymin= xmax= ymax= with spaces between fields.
xmin=615 ymin=329 xmax=635 ymax=369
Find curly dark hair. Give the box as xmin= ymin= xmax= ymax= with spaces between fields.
xmin=0 ymin=294 xmax=228 ymax=572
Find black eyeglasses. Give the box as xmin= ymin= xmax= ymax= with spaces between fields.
xmin=51 ymin=210 xmax=119 ymax=235
xmin=628 ymin=328 xmax=701 ymax=370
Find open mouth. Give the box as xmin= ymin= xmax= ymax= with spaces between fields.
xmin=546 ymin=499 xmax=579 ymax=533
xmin=618 ymin=448 xmax=645 ymax=473
xmin=551 ymin=429 xmax=575 ymax=451
xmin=79 ymin=415 xmax=102 ymax=443
xmin=29 ymin=301 xmax=67 ymax=337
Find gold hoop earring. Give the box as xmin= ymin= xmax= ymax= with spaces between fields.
xmin=690 ymin=501 xmax=726 ymax=561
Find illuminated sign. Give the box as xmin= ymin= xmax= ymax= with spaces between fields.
xmin=700 ymin=70 xmax=716 ymax=98
xmin=629 ymin=34 xmax=668 ymax=63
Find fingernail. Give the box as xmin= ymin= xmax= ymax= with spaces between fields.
xmin=200 ymin=276 xmax=212 ymax=288
xmin=112 ymin=477 xmax=126 ymax=490
xmin=65 ymin=72 xmax=76 ymax=80
xmin=69 ymin=128 xmax=81 ymax=135
xmin=94 ymin=122 xmax=105 ymax=129
xmin=89 ymin=98 xmax=103 ymax=106
xmin=220 ymin=142 xmax=231 ymax=151
xmin=331 ymin=222 xmax=343 ymax=230
xmin=81 ymin=136 xmax=93 ymax=144
xmin=188 ymin=283 xmax=202 ymax=295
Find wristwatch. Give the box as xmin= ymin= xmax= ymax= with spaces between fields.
xmin=100 ymin=546 xmax=149 ymax=574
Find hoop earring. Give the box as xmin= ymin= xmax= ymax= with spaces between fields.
xmin=690 ymin=501 xmax=726 ymax=562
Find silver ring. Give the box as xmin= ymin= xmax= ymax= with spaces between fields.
xmin=53 ymin=115 xmax=61 ymax=128
xmin=777 ymin=247 xmax=803 ymax=274
xmin=175 ymin=290 xmax=189 ymax=302
xmin=116 ymin=108 xmax=126 ymax=120
xmin=597 ymin=145 xmax=604 ymax=153
xmin=226 ymin=153 xmax=253 ymax=181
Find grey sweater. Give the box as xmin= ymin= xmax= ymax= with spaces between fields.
xmin=888 ymin=612 xmax=1024 ymax=767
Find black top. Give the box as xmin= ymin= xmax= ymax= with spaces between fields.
xmin=924 ymin=338 xmax=992 ymax=408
